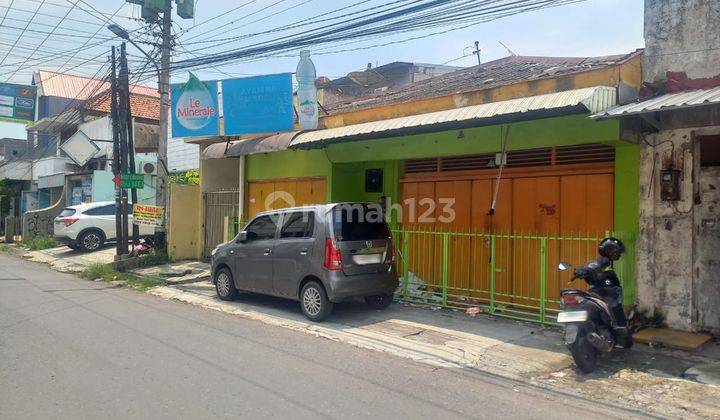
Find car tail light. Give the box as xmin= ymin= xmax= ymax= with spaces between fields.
xmin=561 ymin=294 xmax=585 ymax=307
xmin=58 ymin=217 xmax=79 ymax=227
xmin=324 ymin=238 xmax=342 ymax=270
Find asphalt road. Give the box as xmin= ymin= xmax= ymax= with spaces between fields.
xmin=0 ymin=253 xmax=649 ymax=419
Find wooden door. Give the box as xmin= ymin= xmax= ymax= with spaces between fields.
xmin=400 ymin=169 xmax=614 ymax=310
xmin=246 ymin=177 xmax=327 ymax=219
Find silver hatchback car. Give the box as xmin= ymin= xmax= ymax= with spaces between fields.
xmin=211 ymin=203 xmax=398 ymax=321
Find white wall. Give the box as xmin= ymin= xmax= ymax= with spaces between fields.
xmin=0 ymin=159 xmax=31 ymax=180
xmin=31 ymin=156 xmax=71 ymax=180
xmin=168 ymin=139 xmax=199 ymax=172
xmin=644 ymin=0 xmax=720 ymax=83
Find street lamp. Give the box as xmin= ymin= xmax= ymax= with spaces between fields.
xmin=107 ymin=24 xmax=160 ymax=76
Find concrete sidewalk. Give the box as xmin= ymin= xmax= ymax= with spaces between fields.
xmin=20 ymin=245 xmax=210 ymax=284
xmin=22 ymin=245 xmax=115 ymax=272
xmin=152 ymin=282 xmax=571 ymax=376
xmin=150 ymin=281 xmax=720 ymax=419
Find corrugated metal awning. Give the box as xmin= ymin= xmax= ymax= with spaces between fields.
xmin=202 ymin=131 xmax=298 ymax=159
xmin=591 ymin=86 xmax=720 ymax=119
xmin=292 ymin=86 xmax=616 ymax=148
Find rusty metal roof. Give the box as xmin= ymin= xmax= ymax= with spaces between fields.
xmin=35 ymin=70 xmax=158 ymax=99
xmin=203 ymin=132 xmax=299 ymax=159
xmin=323 ymin=51 xmax=641 ymax=115
xmin=592 ymin=86 xmax=720 ymax=119
xmin=292 ymin=86 xmax=616 ymax=148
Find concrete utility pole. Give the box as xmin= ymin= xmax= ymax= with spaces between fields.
xmin=156 ymin=0 xmax=172 ymax=247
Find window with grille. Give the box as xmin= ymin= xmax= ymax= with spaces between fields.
xmin=404 ymin=143 xmax=615 ymax=174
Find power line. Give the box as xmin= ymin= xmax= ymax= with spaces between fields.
xmin=0 ymin=0 xmax=47 ymax=70
xmin=176 ymin=0 xmax=261 ymax=35
xmin=0 ymin=61 xmax=113 ymax=176
xmin=0 ymin=7 xmax=110 ymax=37
xmin=182 ymin=0 xmax=413 ymax=48
xmin=4 ymin=0 xmax=80 ymax=82
xmin=0 ymin=0 xmax=17 ymax=29
xmin=166 ymin=0 xmax=581 ymax=75
xmin=56 ymin=2 xmax=125 ymax=73
xmin=0 ymin=3 xmax=127 ymax=27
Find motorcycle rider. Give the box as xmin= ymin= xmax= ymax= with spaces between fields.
xmin=572 ymin=237 xmax=629 ymax=336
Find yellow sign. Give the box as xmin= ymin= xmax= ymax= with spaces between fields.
xmin=133 ymin=204 xmax=165 ymax=227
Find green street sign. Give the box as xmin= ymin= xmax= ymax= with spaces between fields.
xmin=121 ymin=173 xmax=145 ymax=189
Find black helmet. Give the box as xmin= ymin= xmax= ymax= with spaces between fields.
xmin=598 ymin=237 xmax=625 ymax=261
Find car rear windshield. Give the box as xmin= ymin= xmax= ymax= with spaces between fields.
xmin=332 ymin=204 xmax=390 ymax=241
xmin=59 ymin=208 xmax=76 ymax=217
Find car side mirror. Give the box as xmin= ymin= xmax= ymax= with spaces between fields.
xmin=558 ymin=262 xmax=571 ymax=271
xmin=236 ymin=231 xmax=248 ymax=243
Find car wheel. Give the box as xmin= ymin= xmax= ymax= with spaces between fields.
xmin=215 ymin=268 xmax=238 ymax=301
xmin=79 ymin=230 xmax=105 ymax=252
xmin=364 ymin=293 xmax=393 ymax=310
xmin=300 ymin=281 xmax=333 ymax=322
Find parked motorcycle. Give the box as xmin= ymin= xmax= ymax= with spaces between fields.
xmin=556 ymin=237 xmax=632 ymax=373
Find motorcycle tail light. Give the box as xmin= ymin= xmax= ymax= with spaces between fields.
xmin=561 ymin=294 xmax=585 ymax=307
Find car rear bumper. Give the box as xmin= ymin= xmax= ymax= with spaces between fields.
xmin=53 ymin=235 xmax=77 ymax=246
xmin=326 ymin=269 xmax=398 ymax=302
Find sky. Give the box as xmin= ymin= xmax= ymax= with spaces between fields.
xmin=0 ymin=0 xmax=645 ymax=139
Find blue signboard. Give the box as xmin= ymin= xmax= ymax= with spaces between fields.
xmin=0 ymin=82 xmax=36 ymax=123
xmin=222 ymin=73 xmax=294 ymax=136
xmin=171 ymin=73 xmax=219 ymax=138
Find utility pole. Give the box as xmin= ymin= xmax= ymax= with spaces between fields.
xmin=110 ymin=46 xmax=124 ymax=257
xmin=119 ymin=42 xmax=140 ymax=248
xmin=156 ymin=0 xmax=173 ymax=248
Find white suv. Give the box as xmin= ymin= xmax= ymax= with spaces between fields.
xmin=53 ymin=201 xmax=155 ymax=252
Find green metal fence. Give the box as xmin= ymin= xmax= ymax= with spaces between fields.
xmin=390 ymin=228 xmax=635 ymax=324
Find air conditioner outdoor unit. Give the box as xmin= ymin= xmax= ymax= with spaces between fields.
xmin=140 ymin=161 xmax=157 ymax=175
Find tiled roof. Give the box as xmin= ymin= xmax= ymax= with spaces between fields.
xmin=84 ymin=90 xmax=160 ymax=121
xmin=35 ymin=70 xmax=158 ymax=100
xmin=324 ymin=50 xmax=643 ymax=115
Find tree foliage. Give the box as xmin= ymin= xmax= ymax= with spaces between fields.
xmin=169 ymin=169 xmax=199 ymax=185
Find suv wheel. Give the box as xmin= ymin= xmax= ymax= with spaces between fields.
xmin=215 ymin=268 xmax=238 ymax=301
xmin=300 ymin=281 xmax=332 ymax=322
xmin=79 ymin=230 xmax=105 ymax=252
xmin=365 ymin=293 xmax=393 ymax=310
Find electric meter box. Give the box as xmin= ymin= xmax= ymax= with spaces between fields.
xmin=660 ymin=169 xmax=681 ymax=201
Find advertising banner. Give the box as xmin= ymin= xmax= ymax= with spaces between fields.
xmin=0 ymin=82 xmax=36 ymax=123
xmin=171 ymin=73 xmax=219 ymax=138
xmin=132 ymin=204 xmax=165 ymax=227
xmin=222 ymin=73 xmax=294 ymax=136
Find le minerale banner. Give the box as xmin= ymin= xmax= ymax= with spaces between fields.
xmin=170 ymin=73 xmax=219 ymax=138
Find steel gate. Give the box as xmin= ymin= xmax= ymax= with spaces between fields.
xmin=203 ymin=190 xmax=240 ymax=258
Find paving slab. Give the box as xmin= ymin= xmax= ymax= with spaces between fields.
xmin=23 ymin=246 xmax=115 ymax=273
xmin=131 ymin=260 xmax=210 ymax=284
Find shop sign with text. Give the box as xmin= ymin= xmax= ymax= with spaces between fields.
xmin=171 ymin=73 xmax=219 ymax=138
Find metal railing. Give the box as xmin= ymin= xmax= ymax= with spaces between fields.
xmin=391 ymin=227 xmax=635 ymax=324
